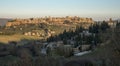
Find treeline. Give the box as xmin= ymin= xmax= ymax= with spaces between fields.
xmin=47 ymin=21 xmax=111 ymax=47
xmin=0 ymin=40 xmax=94 ymax=66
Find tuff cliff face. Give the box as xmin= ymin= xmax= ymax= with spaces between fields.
xmin=5 ymin=16 xmax=94 ymax=27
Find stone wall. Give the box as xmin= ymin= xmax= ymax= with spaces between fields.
xmin=5 ymin=16 xmax=94 ymax=27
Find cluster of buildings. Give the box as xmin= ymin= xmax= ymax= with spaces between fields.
xmin=5 ymin=16 xmax=94 ymax=27
xmin=24 ymin=29 xmax=55 ymax=37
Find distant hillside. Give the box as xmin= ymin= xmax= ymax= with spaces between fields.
xmin=0 ymin=18 xmax=12 ymax=26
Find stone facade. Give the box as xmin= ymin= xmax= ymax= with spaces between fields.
xmin=6 ymin=16 xmax=94 ymax=27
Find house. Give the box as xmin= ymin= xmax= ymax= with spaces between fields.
xmin=24 ymin=31 xmax=42 ymax=37
xmin=74 ymin=45 xmax=91 ymax=53
xmin=46 ymin=41 xmax=64 ymax=50
xmin=81 ymin=30 xmax=92 ymax=36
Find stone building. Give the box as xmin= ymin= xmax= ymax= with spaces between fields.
xmin=5 ymin=16 xmax=94 ymax=28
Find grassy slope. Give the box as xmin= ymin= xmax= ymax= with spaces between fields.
xmin=0 ymin=24 xmax=75 ymax=44
xmin=0 ymin=34 xmax=40 ymax=44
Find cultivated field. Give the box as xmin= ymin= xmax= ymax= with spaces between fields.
xmin=0 ymin=34 xmax=40 ymax=44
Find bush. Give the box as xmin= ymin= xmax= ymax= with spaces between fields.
xmin=55 ymin=45 xmax=73 ymax=57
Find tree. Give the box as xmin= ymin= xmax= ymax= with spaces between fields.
xmin=89 ymin=24 xmax=100 ymax=33
xmin=46 ymin=47 xmax=52 ymax=56
xmin=47 ymin=36 xmax=55 ymax=42
xmin=74 ymin=34 xmax=83 ymax=47
xmin=63 ymin=39 xmax=67 ymax=45
xmin=100 ymin=21 xmax=110 ymax=32
xmin=75 ymin=26 xmax=83 ymax=34
xmin=56 ymin=46 xmax=73 ymax=57
xmin=16 ymin=48 xmax=32 ymax=60
xmin=116 ymin=22 xmax=120 ymax=28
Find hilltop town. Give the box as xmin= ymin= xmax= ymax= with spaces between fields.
xmin=0 ymin=17 xmax=117 ymax=43
xmin=6 ymin=16 xmax=94 ymax=28
xmin=0 ymin=16 xmax=120 ymax=66
xmin=0 ymin=0 xmax=120 ymax=65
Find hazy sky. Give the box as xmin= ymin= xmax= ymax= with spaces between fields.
xmin=0 ymin=0 xmax=120 ymax=20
